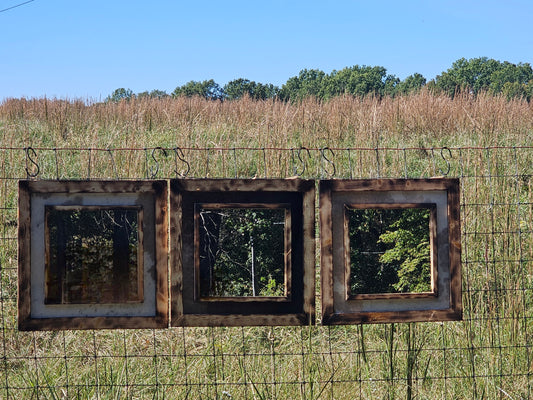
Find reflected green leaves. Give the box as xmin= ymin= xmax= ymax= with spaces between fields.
xmin=347 ymin=207 xmax=432 ymax=295
xmin=198 ymin=207 xmax=287 ymax=298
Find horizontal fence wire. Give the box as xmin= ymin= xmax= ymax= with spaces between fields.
xmin=0 ymin=145 xmax=532 ymax=399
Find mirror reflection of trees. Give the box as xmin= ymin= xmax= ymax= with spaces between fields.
xmin=348 ymin=207 xmax=431 ymax=295
xmin=198 ymin=208 xmax=286 ymax=297
xmin=45 ymin=207 xmax=141 ymax=304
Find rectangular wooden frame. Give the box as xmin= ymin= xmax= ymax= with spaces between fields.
xmin=320 ymin=178 xmax=462 ymax=325
xmin=171 ymin=178 xmax=315 ymax=327
xmin=18 ymin=180 xmax=169 ymax=330
xmin=194 ymin=203 xmax=292 ymax=302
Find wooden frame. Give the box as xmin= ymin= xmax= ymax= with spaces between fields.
xmin=170 ymin=179 xmax=315 ymax=327
xmin=320 ymin=178 xmax=461 ymax=324
xmin=18 ymin=180 xmax=169 ymax=330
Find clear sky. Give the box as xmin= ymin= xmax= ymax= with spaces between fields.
xmin=1 ymin=0 xmax=531 ymax=100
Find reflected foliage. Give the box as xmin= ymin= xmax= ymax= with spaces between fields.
xmin=348 ymin=208 xmax=431 ymax=294
xmin=46 ymin=208 xmax=141 ymax=304
xmin=198 ymin=208 xmax=286 ymax=297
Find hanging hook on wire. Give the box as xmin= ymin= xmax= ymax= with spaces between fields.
xmin=262 ymin=147 xmax=267 ymax=178
xmin=24 ymin=146 xmax=39 ymax=178
xmin=320 ymin=147 xmax=336 ymax=177
xmin=439 ymin=147 xmax=452 ymax=176
xmin=106 ymin=149 xmax=118 ymax=179
xmin=173 ymin=147 xmax=190 ymax=177
xmin=53 ymin=148 xmax=60 ymax=180
xmin=375 ymin=147 xmax=381 ymax=178
xmin=291 ymin=146 xmax=311 ymax=177
xmin=147 ymin=147 xmax=168 ymax=179
xmin=87 ymin=147 xmax=92 ymax=180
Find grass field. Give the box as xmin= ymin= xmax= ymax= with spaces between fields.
xmin=0 ymin=92 xmax=532 ymax=399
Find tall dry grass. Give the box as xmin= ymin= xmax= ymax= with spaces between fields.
xmin=1 ymin=90 xmax=532 ymax=150
xmin=1 ymin=92 xmax=533 ymax=399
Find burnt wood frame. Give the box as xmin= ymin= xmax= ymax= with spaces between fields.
xmin=320 ymin=178 xmax=462 ymax=324
xmin=18 ymin=180 xmax=169 ymax=330
xmin=170 ymin=179 xmax=315 ymax=327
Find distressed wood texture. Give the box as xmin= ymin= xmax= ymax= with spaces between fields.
xmin=324 ymin=178 xmax=457 ymax=192
xmin=18 ymin=180 xmax=169 ymax=331
xmin=173 ymin=178 xmax=314 ymax=193
xmin=319 ymin=183 xmax=334 ymax=320
xmin=22 ymin=180 xmax=163 ymax=194
xmin=320 ymin=178 xmax=462 ymax=325
xmin=170 ymin=178 xmax=315 ymax=327
xmin=324 ymin=309 xmax=462 ymax=325
xmin=17 ymin=181 xmax=32 ymax=329
xmin=447 ymin=179 xmax=462 ymax=319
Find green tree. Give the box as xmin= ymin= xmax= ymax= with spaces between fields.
xmin=348 ymin=208 xmax=400 ymax=294
xmin=279 ymin=66 xmax=400 ymax=101
xmin=224 ymin=78 xmax=279 ymax=100
xmin=432 ymin=57 xmax=501 ymax=96
xmin=395 ymin=73 xmax=427 ymax=95
xmin=105 ymin=88 xmax=134 ymax=103
xmin=348 ymin=208 xmax=431 ymax=294
xmin=379 ymin=208 xmax=431 ymax=293
xmin=489 ymin=62 xmax=533 ymax=100
xmin=172 ymin=79 xmax=223 ymax=100
xmin=322 ymin=65 xmax=399 ymax=98
xmin=279 ymin=69 xmax=327 ymax=101
xmin=199 ymin=208 xmax=285 ymax=297
xmin=137 ymin=89 xmax=169 ymax=99
xmin=431 ymin=57 xmax=533 ymax=99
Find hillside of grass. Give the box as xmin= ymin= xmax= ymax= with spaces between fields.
xmin=1 ymin=90 xmax=532 ymax=150
xmin=0 ymin=91 xmax=533 ymax=399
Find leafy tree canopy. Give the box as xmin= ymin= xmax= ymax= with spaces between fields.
xmin=279 ymin=69 xmax=327 ymax=101
xmin=105 ymin=88 xmax=134 ymax=103
xmin=431 ymin=57 xmax=533 ymax=99
xmin=348 ymin=208 xmax=431 ymax=295
xmin=394 ymin=73 xmax=427 ymax=95
xmin=324 ymin=65 xmax=400 ymax=98
xmin=106 ymin=57 xmax=533 ymax=103
xmin=137 ymin=89 xmax=169 ymax=100
xmin=172 ymin=79 xmax=224 ymax=100
xmin=224 ymin=78 xmax=279 ymax=100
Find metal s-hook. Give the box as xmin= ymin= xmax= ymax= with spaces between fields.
xmin=87 ymin=147 xmax=92 ymax=180
xmin=291 ymin=146 xmax=311 ymax=177
xmin=173 ymin=147 xmax=190 ymax=177
xmin=320 ymin=147 xmax=336 ymax=177
xmin=106 ymin=148 xmax=118 ymax=179
xmin=439 ymin=147 xmax=452 ymax=176
xmin=24 ymin=146 xmax=40 ymax=178
xmin=147 ymin=147 xmax=168 ymax=179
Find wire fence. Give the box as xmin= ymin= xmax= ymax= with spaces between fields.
xmin=1 ymin=145 xmax=532 ymax=399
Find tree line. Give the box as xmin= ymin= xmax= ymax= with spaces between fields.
xmin=106 ymin=57 xmax=533 ymax=103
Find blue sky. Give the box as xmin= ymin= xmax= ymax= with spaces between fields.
xmin=1 ymin=0 xmax=531 ymax=100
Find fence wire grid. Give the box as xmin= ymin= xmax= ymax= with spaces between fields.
xmin=1 ymin=145 xmax=532 ymax=399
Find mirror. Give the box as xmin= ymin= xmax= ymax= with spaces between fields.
xmin=196 ymin=206 xmax=288 ymax=298
xmin=346 ymin=206 xmax=434 ymax=296
xmin=45 ymin=206 xmax=143 ymax=304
